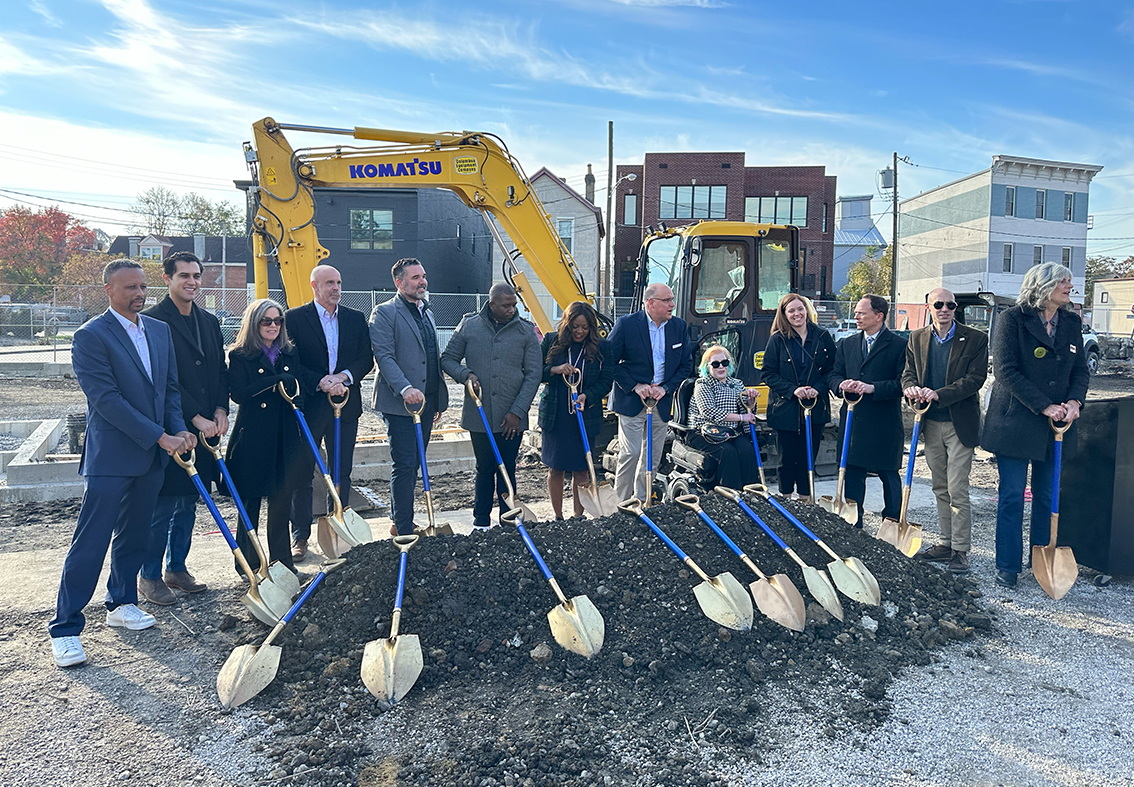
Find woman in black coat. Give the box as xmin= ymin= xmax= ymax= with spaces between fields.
xmin=538 ymin=302 xmax=613 ymax=519
xmin=225 ymin=298 xmax=318 ymax=573
xmin=761 ymin=294 xmax=835 ymax=497
xmin=981 ymin=263 xmax=1088 ymax=588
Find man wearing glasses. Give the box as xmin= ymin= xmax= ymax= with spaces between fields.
xmin=901 ymin=288 xmax=988 ymax=574
xmin=608 ymin=283 xmax=693 ymax=503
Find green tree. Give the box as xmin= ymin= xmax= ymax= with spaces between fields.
xmin=130 ymin=186 xmax=183 ymax=235
xmin=841 ymin=245 xmax=892 ymax=303
xmin=181 ymin=193 xmax=244 ymax=236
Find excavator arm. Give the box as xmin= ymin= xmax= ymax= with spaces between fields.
xmin=246 ymin=117 xmax=594 ymax=332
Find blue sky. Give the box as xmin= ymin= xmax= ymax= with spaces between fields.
xmin=1 ymin=0 xmax=1133 ymax=258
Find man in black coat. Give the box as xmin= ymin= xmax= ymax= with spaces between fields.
xmin=138 ymin=251 xmax=229 ymax=605
xmin=829 ymin=294 xmax=908 ymax=529
xmin=286 ymin=264 xmax=375 ymax=560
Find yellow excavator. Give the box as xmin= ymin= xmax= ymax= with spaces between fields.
xmin=244 ymin=117 xmax=800 ymax=393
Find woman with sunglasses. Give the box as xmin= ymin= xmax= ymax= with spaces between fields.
xmin=761 ymin=293 xmax=836 ymax=498
xmin=224 ymin=299 xmax=318 ymax=574
xmin=688 ymin=345 xmax=760 ymax=489
xmin=538 ymin=302 xmax=613 ymax=519
xmin=981 ymin=263 xmax=1088 ymax=588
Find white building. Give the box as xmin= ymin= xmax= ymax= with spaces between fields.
xmin=491 ymin=167 xmax=604 ymax=321
xmin=897 ymin=155 xmax=1101 ymax=305
xmin=833 ymin=195 xmax=887 ymax=294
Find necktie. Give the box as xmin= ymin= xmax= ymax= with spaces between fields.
xmin=866 ymin=334 xmax=875 ymax=355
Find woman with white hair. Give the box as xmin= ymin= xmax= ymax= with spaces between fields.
xmin=688 ymin=344 xmax=760 ymax=489
xmin=980 ymin=262 xmax=1089 ymax=588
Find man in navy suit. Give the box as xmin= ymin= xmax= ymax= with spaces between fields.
xmin=608 ymin=282 xmax=693 ymax=503
xmin=286 ymin=264 xmax=374 ymax=559
xmin=48 ymin=260 xmax=195 ymax=668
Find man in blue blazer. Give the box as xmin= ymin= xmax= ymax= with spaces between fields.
xmin=608 ymin=283 xmax=693 ymax=502
xmin=48 ymin=260 xmax=195 ymax=668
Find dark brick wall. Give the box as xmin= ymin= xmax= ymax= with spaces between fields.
xmin=612 ymin=153 xmax=836 ymax=297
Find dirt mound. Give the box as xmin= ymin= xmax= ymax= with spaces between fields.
xmin=232 ymin=492 xmax=993 ymax=786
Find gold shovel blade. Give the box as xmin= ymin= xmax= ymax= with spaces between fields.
xmin=343 ymin=507 xmax=374 ymax=544
xmin=216 ymin=642 xmax=282 ymax=709
xmin=801 ymin=565 xmax=844 ymax=621
xmin=316 ymin=515 xmax=346 ymax=560
xmin=837 ymin=498 xmax=859 ymax=526
xmin=361 ymin=634 xmax=424 ymax=704
xmin=1032 ymin=544 xmax=1078 ymax=601
xmin=897 ymin=522 xmax=923 ymax=557
xmin=877 ymin=516 xmax=901 ymax=548
xmin=265 ymin=561 xmax=301 ymax=601
xmin=579 ymin=483 xmax=619 ymax=518
xmin=692 ymin=572 xmax=754 ymax=631
xmin=818 ymin=494 xmax=837 ymax=514
xmin=827 ymin=556 xmax=882 ymax=606
xmin=547 ymin=594 xmax=606 ymax=658
xmin=243 ymin=588 xmax=285 ymax=626
xmin=750 ymin=574 xmax=807 ymax=633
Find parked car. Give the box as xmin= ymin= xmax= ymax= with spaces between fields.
xmin=219 ymin=316 xmax=243 ymax=346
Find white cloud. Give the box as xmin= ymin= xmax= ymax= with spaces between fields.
xmin=28 ymin=0 xmax=63 ymax=27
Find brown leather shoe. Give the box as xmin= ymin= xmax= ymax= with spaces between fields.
xmin=917 ymin=544 xmax=953 ymax=562
xmin=291 ymin=539 xmax=308 ymax=561
xmin=163 ymin=570 xmax=207 ymax=593
xmin=389 ymin=524 xmax=398 ymax=537
xmin=947 ymin=550 xmax=970 ymax=574
xmin=139 ymin=577 xmax=176 ymax=606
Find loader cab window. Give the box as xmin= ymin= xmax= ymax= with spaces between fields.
xmin=644 ymin=234 xmax=683 ymax=295
xmin=691 ymin=241 xmax=748 ymax=316
xmin=758 ymin=240 xmax=793 ymax=311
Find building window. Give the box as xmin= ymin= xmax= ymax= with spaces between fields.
xmin=624 ymin=194 xmax=638 ymax=226
xmin=1033 ymin=245 xmax=1043 ymax=266
xmin=1064 ymin=192 xmax=1074 ymax=222
xmin=350 ymin=209 xmax=394 ymax=250
xmin=1035 ymin=189 xmax=1046 ymax=220
xmin=456 ymin=223 xmax=461 ymax=250
xmin=823 ymin=203 xmax=828 ymax=233
xmin=1062 ymin=247 xmax=1072 ymax=267
xmin=557 ymin=218 xmax=574 ymax=254
xmin=1101 ymin=291 xmax=1109 ymax=303
xmin=659 ymin=185 xmax=727 ymax=220
xmin=1003 ymin=244 xmax=1013 ymax=273
xmin=743 ymin=196 xmax=808 ymax=228
xmin=140 ymin=246 xmax=163 ymax=260
xmin=1005 ymin=186 xmax=1015 ymax=217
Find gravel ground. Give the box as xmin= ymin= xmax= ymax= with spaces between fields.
xmin=0 ymin=365 xmax=1132 ymax=786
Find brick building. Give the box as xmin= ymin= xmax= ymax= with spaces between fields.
xmin=611 ymin=152 xmax=837 ymax=298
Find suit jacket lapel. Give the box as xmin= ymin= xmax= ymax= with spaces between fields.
xmin=1023 ymin=308 xmax=1055 ymax=349
xmin=305 ymin=303 xmax=329 ymax=355
xmin=105 ymin=312 xmax=154 ymax=385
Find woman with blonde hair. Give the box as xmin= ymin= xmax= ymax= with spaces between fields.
xmin=761 ymin=293 xmax=835 ymax=498
xmin=224 ymin=299 xmax=318 ymax=573
xmin=981 ymin=262 xmax=1088 ymax=588
xmin=687 ymin=344 xmax=760 ymax=489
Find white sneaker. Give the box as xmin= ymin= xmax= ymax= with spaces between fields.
xmin=106 ymin=604 xmax=156 ymax=630
xmin=51 ymin=636 xmax=87 ymax=667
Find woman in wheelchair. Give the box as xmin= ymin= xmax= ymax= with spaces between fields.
xmin=760 ymin=293 xmax=835 ymax=498
xmin=538 ymin=301 xmax=613 ymax=519
xmin=687 ymin=345 xmax=761 ymax=489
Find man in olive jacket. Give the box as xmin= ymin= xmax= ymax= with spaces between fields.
xmin=901 ymin=288 xmax=988 ymax=573
xmin=441 ymin=283 xmax=542 ymax=528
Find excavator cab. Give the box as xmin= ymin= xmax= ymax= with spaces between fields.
xmin=633 ymin=222 xmax=799 ymax=405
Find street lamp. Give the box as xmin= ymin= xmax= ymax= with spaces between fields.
xmin=604 ymin=172 xmax=637 ymax=303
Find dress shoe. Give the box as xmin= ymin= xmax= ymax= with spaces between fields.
xmin=164 ymin=570 xmax=207 ymax=593
xmin=389 ymin=524 xmax=398 ymax=537
xmin=995 ymin=570 xmax=1018 ymax=588
xmin=291 ymin=539 xmax=308 ymax=561
xmin=51 ymin=636 xmax=87 ymax=668
xmin=106 ymin=604 xmax=156 ymax=630
xmin=139 ymin=577 xmax=176 ymax=606
xmin=918 ymin=544 xmax=953 ymax=563
xmin=947 ymin=550 xmax=970 ymax=574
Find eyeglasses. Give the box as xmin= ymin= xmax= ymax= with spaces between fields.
xmin=649 ymin=297 xmax=676 ymax=304
xmin=259 ymin=317 xmax=284 ymax=326
xmin=932 ymin=301 xmax=958 ymax=311
xmin=709 ymin=359 xmax=730 ymax=369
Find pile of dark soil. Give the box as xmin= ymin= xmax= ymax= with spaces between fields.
xmin=230 ymin=492 xmax=994 ymax=786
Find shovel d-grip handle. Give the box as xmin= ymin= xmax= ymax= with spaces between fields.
xmin=676 ymin=494 xmax=747 ymax=561
xmin=175 ymin=451 xmax=241 ymax=552
xmin=715 ymin=486 xmax=792 ymax=552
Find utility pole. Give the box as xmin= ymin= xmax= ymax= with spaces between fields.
xmin=890 ymin=152 xmax=899 ymax=328
xmin=604 ymin=121 xmax=614 ymax=305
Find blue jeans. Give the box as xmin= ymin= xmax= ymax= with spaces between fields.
xmin=994 ymin=454 xmax=1054 ymax=573
xmin=141 ymin=493 xmax=198 ymax=580
xmin=384 ymin=402 xmax=436 ymax=535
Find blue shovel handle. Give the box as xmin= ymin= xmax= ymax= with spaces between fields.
xmin=287 ymin=396 xmax=332 ymax=479
xmin=694 ymin=507 xmax=747 ymax=560
xmin=517 ymin=522 xmax=555 ymax=582
xmin=802 ymin=401 xmax=815 ymax=474
xmin=905 ymin=416 xmax=922 ymax=487
xmin=282 ymin=569 xmax=328 ymax=624
xmin=334 ymin=409 xmax=341 ymax=491
xmin=570 ymin=388 xmax=595 ymax=457
xmin=839 ymin=406 xmax=853 ymax=471
xmin=475 ymin=401 xmax=506 ymax=466
xmin=733 ymin=495 xmax=793 ymax=552
xmin=646 ymin=410 xmax=653 ymax=468
xmin=393 ymin=550 xmax=408 ymax=611
xmin=413 ymin=418 xmax=431 ymax=493
xmin=762 ymin=492 xmax=823 ymax=545
xmin=747 ymin=423 xmax=764 ymax=470
xmin=633 ymin=507 xmax=691 ymax=563
xmin=177 ymin=455 xmax=240 ymax=552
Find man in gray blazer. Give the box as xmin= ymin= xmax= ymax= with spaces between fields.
xmin=49 ymin=260 xmax=195 ymax=668
xmin=369 ymin=258 xmax=450 ymax=535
